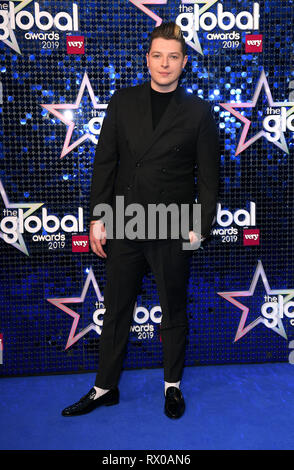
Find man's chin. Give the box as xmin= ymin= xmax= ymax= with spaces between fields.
xmin=153 ymin=77 xmax=178 ymax=89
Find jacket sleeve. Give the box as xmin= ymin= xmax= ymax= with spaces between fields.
xmin=189 ymin=104 xmax=220 ymax=239
xmin=89 ymin=90 xmax=119 ymax=221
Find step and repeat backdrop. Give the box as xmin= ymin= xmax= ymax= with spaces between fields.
xmin=0 ymin=0 xmax=294 ymax=377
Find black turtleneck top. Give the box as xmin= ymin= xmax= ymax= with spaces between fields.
xmin=150 ymin=85 xmax=176 ymax=130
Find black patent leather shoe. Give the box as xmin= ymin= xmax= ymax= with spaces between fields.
xmin=61 ymin=387 xmax=119 ymax=417
xmin=164 ymin=387 xmax=185 ymax=419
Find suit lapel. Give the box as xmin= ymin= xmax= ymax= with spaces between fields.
xmin=135 ymin=82 xmax=153 ymax=158
xmin=134 ymin=81 xmax=183 ymax=160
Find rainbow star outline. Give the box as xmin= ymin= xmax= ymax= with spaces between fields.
xmin=41 ymin=72 xmax=107 ymax=158
xmin=47 ymin=267 xmax=105 ymax=350
xmin=220 ymin=69 xmax=294 ymax=156
xmin=218 ymin=259 xmax=294 ymax=342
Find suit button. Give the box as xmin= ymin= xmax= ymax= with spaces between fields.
xmin=160 ymin=190 xmax=164 ymax=195
xmin=161 ymin=168 xmax=166 ymax=173
xmin=136 ymin=161 xmax=141 ymax=167
xmin=174 ymin=145 xmax=181 ymax=152
xmin=127 ymin=184 xmax=133 ymax=190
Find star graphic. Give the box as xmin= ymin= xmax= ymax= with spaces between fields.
xmin=218 ymin=259 xmax=294 ymax=342
xmin=0 ymin=179 xmax=44 ymax=256
xmin=129 ymin=0 xmax=168 ymax=26
xmin=220 ymin=69 xmax=294 ymax=156
xmin=1 ymin=0 xmax=34 ymax=54
xmin=47 ymin=267 xmax=106 ymax=350
xmin=181 ymin=0 xmax=218 ymax=55
xmin=129 ymin=0 xmax=218 ymax=55
xmin=41 ymin=72 xmax=107 ymax=158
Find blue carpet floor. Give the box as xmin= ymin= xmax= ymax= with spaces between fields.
xmin=1 ymin=362 xmax=294 ymax=450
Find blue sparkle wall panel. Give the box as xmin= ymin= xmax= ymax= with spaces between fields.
xmin=0 ymin=0 xmax=293 ymax=377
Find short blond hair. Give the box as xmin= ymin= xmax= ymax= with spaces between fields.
xmin=148 ymin=21 xmax=187 ymax=56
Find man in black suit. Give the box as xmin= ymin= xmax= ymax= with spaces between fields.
xmin=62 ymin=22 xmax=220 ymax=419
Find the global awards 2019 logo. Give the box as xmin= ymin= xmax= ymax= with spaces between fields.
xmin=0 ymin=1 xmax=79 ymax=54
xmin=0 ymin=179 xmax=85 ymax=255
xmin=130 ymin=1 xmax=260 ymax=55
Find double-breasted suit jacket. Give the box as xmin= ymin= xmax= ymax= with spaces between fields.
xmin=89 ymin=81 xmax=220 ymax=239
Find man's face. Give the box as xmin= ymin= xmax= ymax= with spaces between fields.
xmin=146 ymin=37 xmax=188 ymax=92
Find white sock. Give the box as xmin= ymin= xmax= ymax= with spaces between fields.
xmin=164 ymin=381 xmax=180 ymax=396
xmin=93 ymin=386 xmax=110 ymax=399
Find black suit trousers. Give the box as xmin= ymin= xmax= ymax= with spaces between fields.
xmin=95 ymin=237 xmax=193 ymax=388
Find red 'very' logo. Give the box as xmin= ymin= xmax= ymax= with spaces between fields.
xmin=245 ymin=34 xmax=263 ymax=53
xmin=72 ymin=235 xmax=89 ymax=252
xmin=67 ymin=36 xmax=85 ymax=54
xmin=243 ymin=229 xmax=260 ymax=245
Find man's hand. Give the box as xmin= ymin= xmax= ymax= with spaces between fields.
xmin=189 ymin=231 xmax=200 ymax=244
xmin=188 ymin=231 xmax=205 ymax=250
xmin=90 ymin=220 xmax=107 ymax=258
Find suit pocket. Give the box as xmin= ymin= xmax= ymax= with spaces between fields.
xmin=169 ymin=127 xmax=196 ymax=151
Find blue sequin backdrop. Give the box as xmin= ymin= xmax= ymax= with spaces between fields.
xmin=0 ymin=0 xmax=293 ymax=377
